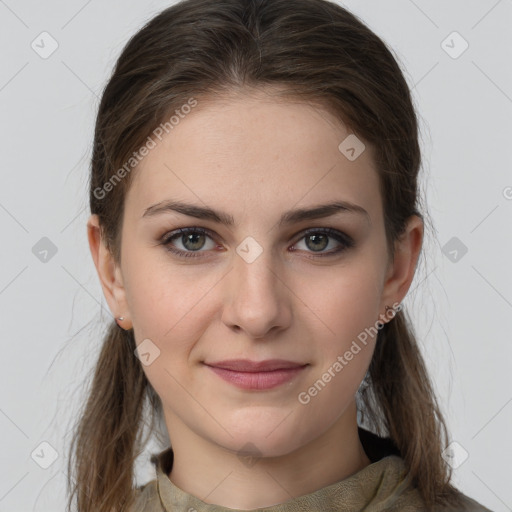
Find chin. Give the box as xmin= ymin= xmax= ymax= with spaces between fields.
xmin=210 ymin=408 xmax=321 ymax=459
xmin=220 ymin=431 xmax=306 ymax=460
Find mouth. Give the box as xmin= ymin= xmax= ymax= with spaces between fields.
xmin=203 ymin=359 xmax=308 ymax=390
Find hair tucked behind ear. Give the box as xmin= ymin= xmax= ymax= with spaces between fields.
xmin=69 ymin=0 xmax=467 ymax=510
xmin=66 ymin=324 xmax=161 ymax=512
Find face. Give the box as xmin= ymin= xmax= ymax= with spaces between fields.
xmin=91 ymin=88 xmax=412 ymax=458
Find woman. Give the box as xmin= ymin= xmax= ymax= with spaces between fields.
xmin=67 ymin=0 xmax=492 ymax=510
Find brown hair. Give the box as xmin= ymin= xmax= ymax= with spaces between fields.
xmin=67 ymin=0 xmax=464 ymax=510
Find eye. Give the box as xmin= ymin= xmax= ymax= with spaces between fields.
xmin=160 ymin=227 xmax=218 ymax=258
xmin=160 ymin=226 xmax=354 ymax=259
xmin=291 ymin=227 xmax=354 ymax=257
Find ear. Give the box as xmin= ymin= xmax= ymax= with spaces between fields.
xmin=87 ymin=214 xmax=131 ymax=328
xmin=379 ymin=214 xmax=424 ymax=314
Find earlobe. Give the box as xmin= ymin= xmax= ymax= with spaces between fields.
xmin=379 ymin=214 xmax=424 ymax=313
xmin=87 ymin=214 xmax=130 ymax=326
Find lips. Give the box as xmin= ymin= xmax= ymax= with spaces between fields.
xmin=203 ymin=359 xmax=308 ymax=390
xmin=205 ymin=359 xmax=305 ymax=372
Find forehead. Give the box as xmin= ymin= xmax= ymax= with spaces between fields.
xmin=125 ymin=89 xmax=382 ymax=224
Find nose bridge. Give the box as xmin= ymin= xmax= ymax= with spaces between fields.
xmin=234 ymin=238 xmax=280 ymax=303
xmin=222 ymin=237 xmax=290 ymax=337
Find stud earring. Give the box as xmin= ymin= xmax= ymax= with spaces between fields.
xmin=376 ymin=305 xmax=392 ymax=329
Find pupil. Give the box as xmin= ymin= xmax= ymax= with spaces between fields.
xmin=183 ymin=233 xmax=205 ymax=251
xmin=306 ymin=234 xmax=328 ymax=252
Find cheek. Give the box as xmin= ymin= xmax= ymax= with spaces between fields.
xmin=301 ymin=260 xmax=384 ymax=345
xmin=123 ymin=247 xmax=218 ymax=341
xmin=122 ymin=252 xmax=226 ymax=397
xmin=293 ymin=267 xmax=380 ymax=432
xmin=124 ymin=262 xmax=214 ymax=406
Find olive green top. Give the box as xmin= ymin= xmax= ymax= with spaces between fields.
xmin=129 ymin=429 xmax=492 ymax=511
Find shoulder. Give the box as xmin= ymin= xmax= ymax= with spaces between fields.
xmin=128 ymin=479 xmax=163 ymax=512
xmin=358 ymin=429 xmax=493 ymax=512
xmin=128 ymin=447 xmax=174 ymax=511
xmin=376 ymin=474 xmax=493 ymax=511
xmin=383 ymin=472 xmax=493 ymax=512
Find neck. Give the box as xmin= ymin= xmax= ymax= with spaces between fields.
xmin=165 ymin=402 xmax=371 ymax=510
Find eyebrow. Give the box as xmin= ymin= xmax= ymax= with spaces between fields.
xmin=142 ymin=199 xmax=371 ymax=227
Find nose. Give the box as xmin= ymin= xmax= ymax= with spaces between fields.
xmin=221 ymin=245 xmax=292 ymax=339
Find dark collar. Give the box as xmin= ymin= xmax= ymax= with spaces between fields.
xmin=357 ymin=426 xmax=401 ymax=462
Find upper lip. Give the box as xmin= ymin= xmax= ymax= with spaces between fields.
xmin=204 ymin=359 xmax=307 ymax=372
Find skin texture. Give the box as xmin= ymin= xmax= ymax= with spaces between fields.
xmin=87 ymin=87 xmax=423 ymax=509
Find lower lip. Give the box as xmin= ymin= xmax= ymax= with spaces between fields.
xmin=206 ymin=365 xmax=307 ymax=390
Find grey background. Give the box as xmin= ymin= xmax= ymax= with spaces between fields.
xmin=0 ymin=0 xmax=511 ymax=510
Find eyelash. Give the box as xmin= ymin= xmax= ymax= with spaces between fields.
xmin=160 ymin=226 xmax=355 ymax=259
